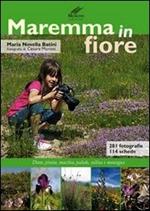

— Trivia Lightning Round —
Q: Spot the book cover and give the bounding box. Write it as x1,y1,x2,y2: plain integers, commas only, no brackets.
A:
1,0,149,210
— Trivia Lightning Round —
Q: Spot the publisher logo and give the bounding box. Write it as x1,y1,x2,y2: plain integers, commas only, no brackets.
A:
68,6,84,18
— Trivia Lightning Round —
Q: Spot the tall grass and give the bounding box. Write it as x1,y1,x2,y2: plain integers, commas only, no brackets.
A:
61,179,91,210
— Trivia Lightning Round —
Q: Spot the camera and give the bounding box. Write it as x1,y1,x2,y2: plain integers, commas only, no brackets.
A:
57,84,80,111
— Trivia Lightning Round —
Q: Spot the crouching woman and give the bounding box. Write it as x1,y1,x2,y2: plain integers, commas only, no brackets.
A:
7,59,63,150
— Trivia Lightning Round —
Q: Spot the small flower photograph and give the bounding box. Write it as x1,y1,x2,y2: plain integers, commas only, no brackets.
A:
121,168,149,211
1,168,30,210
91,167,121,210
31,168,61,210
61,167,91,210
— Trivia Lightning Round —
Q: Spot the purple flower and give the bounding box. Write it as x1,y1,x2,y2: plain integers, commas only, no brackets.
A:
37,174,49,190
74,99,149,115
98,100,149,114
122,184,139,196
64,125,149,156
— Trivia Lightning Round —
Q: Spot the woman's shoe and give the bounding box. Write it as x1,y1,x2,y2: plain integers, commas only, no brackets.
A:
37,140,52,151
34,134,52,151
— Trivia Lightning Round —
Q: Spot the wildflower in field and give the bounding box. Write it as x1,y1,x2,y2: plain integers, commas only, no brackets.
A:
64,125,149,156
36,174,53,194
122,184,139,196
74,99,149,115
121,168,149,211
98,99,149,114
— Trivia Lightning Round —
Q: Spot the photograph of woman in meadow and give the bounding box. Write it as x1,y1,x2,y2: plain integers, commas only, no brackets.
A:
1,35,149,158
1,168,30,210
31,168,61,210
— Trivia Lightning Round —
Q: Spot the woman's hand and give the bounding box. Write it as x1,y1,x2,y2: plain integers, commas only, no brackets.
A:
46,86,63,100
46,90,57,99
55,90,64,100
28,86,63,104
